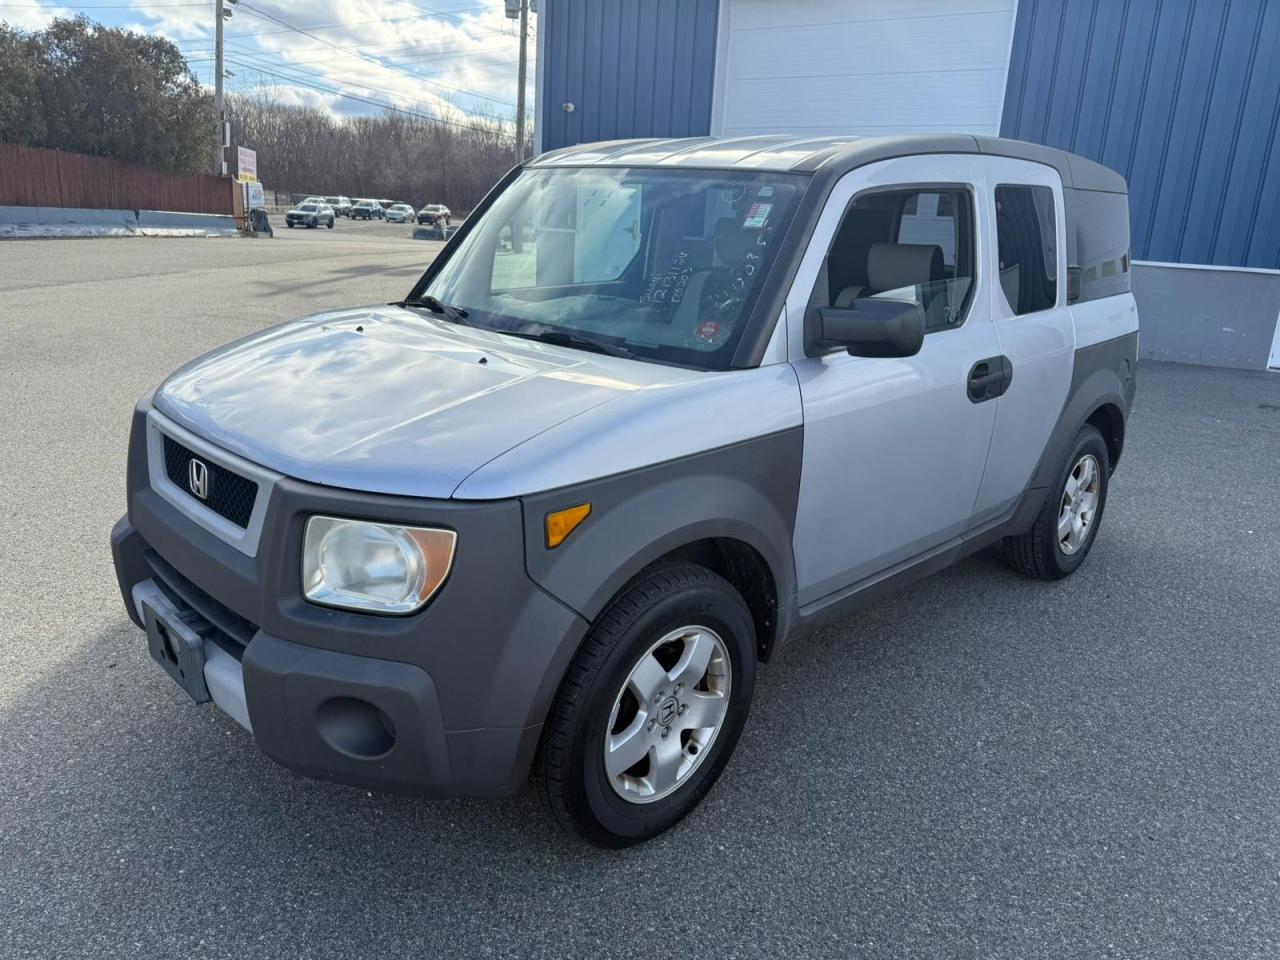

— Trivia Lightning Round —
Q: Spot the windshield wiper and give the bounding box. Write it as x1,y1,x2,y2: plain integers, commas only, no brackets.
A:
403,295,469,325
514,329,636,360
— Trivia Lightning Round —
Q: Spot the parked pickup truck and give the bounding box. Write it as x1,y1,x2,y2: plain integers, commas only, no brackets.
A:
112,135,1138,847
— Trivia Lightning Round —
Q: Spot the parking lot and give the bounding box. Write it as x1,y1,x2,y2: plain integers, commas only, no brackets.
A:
1,231,1278,959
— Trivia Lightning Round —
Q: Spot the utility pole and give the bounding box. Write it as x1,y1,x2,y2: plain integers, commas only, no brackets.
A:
213,0,226,175
514,0,528,163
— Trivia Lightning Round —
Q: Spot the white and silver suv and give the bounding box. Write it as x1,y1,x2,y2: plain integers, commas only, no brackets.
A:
112,135,1138,846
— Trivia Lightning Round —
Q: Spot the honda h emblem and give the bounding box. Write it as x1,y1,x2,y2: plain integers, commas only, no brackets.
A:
188,459,210,500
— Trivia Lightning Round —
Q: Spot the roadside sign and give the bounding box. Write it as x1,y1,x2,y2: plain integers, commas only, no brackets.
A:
245,181,265,209
236,146,258,183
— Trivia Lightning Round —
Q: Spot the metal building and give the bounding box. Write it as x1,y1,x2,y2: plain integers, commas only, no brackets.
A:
535,0,1280,370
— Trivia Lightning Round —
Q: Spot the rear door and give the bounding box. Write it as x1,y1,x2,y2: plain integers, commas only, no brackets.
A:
785,154,1002,607
972,157,1074,517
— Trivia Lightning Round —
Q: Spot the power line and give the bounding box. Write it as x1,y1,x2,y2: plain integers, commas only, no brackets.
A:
235,1,516,107
224,57,511,130
223,44,489,110
200,35,517,70
183,42,518,73
178,3,519,45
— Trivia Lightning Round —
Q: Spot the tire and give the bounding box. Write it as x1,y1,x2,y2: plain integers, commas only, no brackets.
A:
1004,423,1110,580
286,222,294,228
538,562,757,847
326,219,334,229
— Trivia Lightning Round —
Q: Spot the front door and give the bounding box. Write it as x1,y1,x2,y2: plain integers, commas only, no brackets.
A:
785,155,1003,607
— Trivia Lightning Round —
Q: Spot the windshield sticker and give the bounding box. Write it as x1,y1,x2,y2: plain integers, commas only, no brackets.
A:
742,202,772,229
641,249,692,305
696,319,721,342
757,186,775,198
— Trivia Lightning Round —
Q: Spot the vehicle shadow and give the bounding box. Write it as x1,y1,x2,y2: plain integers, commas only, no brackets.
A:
244,259,429,301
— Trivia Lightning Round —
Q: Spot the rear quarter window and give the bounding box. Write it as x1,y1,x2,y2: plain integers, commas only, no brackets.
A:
1065,188,1131,303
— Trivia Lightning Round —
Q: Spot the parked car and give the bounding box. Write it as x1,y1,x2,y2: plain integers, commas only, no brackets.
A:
351,199,382,220
284,202,335,229
385,203,415,223
416,203,451,226
112,135,1137,848
325,196,352,217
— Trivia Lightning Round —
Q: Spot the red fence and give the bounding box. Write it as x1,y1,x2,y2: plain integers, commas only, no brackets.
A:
0,144,234,215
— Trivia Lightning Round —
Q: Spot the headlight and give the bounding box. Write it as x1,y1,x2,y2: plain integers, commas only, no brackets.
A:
302,516,456,615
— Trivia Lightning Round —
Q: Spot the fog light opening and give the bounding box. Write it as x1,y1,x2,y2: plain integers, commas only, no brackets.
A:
316,697,396,759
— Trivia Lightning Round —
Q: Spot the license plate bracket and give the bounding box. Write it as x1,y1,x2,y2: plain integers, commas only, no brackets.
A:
141,595,212,704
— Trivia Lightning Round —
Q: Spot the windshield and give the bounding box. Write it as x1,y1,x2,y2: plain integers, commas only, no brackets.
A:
299,204,318,211
422,166,803,370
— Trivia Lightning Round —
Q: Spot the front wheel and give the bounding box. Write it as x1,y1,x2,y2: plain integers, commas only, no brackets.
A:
326,219,334,229
1004,423,1110,579
538,562,756,847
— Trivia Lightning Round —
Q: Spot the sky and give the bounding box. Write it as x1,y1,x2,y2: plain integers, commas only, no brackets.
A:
1,0,535,125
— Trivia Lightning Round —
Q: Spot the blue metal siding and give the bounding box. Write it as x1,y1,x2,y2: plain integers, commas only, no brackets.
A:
1002,0,1280,269
539,0,719,152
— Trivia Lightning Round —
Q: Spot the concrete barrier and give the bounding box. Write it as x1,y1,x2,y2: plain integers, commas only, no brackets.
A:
0,205,238,239
412,223,457,242
136,210,239,237
0,205,138,237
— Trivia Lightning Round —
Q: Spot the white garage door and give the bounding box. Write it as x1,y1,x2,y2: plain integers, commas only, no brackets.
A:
711,0,1019,137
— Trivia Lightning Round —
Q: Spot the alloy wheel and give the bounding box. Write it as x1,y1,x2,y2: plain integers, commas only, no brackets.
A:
1058,453,1101,555
604,626,732,804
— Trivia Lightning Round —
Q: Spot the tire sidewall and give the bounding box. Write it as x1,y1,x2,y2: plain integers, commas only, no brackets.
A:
1047,426,1110,575
569,581,756,845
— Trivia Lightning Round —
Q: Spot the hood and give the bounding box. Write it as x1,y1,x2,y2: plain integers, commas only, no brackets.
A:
155,306,695,498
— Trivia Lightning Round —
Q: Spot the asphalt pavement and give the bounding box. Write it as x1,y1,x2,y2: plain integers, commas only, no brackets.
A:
1,229,1278,959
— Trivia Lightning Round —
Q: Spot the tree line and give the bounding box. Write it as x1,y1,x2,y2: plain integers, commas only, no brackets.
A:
0,17,217,173
0,16,524,209
226,91,524,211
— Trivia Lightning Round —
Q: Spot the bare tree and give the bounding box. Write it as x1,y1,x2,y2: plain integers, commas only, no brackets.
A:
225,90,526,210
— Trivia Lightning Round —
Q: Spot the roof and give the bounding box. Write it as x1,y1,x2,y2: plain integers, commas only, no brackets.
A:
530,134,1127,193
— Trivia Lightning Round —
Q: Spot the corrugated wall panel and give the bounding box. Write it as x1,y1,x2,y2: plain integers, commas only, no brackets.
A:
1002,0,1280,269
539,0,719,152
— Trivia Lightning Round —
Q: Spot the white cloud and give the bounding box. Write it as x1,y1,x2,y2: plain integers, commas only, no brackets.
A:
129,0,211,40
136,0,536,122
2,0,74,30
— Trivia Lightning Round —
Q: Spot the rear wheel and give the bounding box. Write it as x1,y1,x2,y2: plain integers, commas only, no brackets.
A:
1004,423,1109,579
538,562,756,847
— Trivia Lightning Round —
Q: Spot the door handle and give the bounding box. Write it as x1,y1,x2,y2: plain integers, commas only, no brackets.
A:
968,356,1013,403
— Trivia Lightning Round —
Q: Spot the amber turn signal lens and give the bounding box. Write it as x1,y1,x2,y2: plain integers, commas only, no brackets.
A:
545,502,591,548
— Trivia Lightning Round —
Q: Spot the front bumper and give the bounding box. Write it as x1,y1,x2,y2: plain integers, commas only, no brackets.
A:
111,401,589,798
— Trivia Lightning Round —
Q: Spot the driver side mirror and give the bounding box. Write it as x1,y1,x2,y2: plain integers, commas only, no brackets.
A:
816,298,925,358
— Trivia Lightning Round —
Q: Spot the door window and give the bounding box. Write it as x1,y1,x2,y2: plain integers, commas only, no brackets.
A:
818,188,976,333
994,185,1057,314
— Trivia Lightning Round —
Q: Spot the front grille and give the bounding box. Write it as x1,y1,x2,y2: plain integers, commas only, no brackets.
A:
143,548,257,658
162,435,258,528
